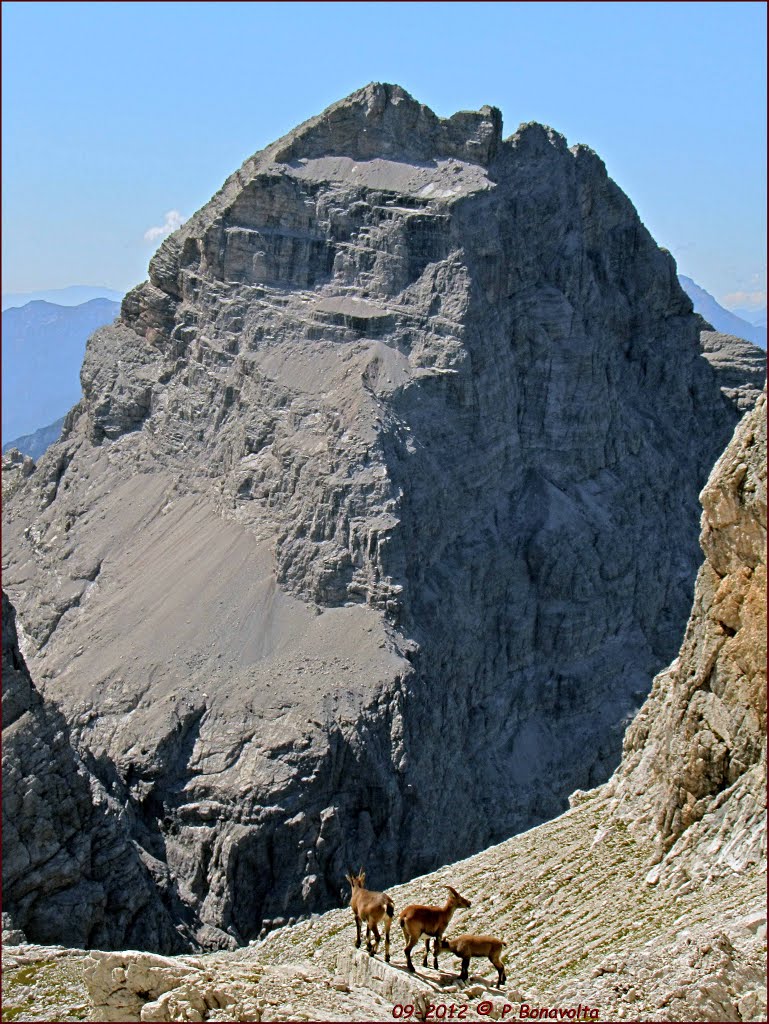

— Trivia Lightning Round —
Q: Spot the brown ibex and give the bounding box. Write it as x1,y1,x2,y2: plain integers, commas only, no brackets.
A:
438,934,507,986
398,885,472,971
346,868,395,962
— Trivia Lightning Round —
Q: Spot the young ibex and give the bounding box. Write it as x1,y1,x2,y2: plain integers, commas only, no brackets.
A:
398,885,472,972
346,868,395,962
438,934,507,986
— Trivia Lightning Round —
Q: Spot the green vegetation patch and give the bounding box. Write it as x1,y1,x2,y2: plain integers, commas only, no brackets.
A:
1,958,91,1023
2,997,34,1022
5,961,56,988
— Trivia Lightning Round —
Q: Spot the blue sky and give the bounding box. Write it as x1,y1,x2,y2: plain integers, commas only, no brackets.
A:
2,1,766,310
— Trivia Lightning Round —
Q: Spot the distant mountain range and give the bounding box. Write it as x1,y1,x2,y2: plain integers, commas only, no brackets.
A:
1,285,123,311
2,416,66,460
2,297,120,442
678,275,767,349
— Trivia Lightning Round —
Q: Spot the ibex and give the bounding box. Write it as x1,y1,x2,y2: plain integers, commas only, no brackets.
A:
438,933,507,986
346,868,395,962
398,885,472,971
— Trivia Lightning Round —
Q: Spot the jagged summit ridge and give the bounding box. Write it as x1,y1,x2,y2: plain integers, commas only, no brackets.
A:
147,83,502,302
268,82,503,165
2,85,759,948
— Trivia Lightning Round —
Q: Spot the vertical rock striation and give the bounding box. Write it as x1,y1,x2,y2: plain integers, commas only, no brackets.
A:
2,84,761,944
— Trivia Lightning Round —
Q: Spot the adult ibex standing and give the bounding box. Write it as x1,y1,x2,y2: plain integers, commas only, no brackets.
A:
346,868,395,962
398,885,472,971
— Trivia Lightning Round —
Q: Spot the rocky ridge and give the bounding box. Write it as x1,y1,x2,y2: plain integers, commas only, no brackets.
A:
2,446,36,500
2,414,67,461
1,83,763,948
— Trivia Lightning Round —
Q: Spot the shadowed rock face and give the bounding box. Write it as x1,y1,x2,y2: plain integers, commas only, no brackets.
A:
1,591,195,952
1,83,758,946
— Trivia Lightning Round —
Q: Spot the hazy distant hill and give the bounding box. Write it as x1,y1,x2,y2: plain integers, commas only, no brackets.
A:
679,275,767,349
2,285,123,310
2,298,120,441
2,416,66,460
729,305,767,329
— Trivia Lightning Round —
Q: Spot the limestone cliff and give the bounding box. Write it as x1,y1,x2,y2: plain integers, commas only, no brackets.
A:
1,83,760,946
72,394,766,1022
609,391,766,887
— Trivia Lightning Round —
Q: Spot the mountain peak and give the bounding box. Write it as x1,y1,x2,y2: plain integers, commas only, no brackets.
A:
265,81,503,167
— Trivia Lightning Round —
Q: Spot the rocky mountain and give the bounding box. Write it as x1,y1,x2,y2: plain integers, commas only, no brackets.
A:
679,275,767,349
1,297,120,441
1,83,762,949
3,395,765,1020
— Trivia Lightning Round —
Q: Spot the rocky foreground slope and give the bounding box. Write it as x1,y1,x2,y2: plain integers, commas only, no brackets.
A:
2,83,763,949
2,395,765,1020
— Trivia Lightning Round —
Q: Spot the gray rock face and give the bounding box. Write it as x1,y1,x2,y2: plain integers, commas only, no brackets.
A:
610,392,766,886
1,83,758,947
2,447,36,501
1,590,196,952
